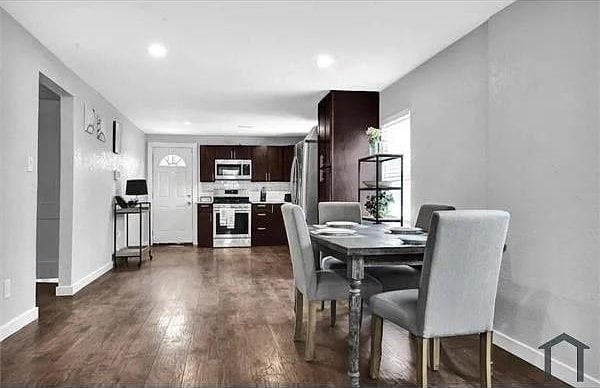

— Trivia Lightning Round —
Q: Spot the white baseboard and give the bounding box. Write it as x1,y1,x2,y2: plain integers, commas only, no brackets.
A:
0,307,38,342
56,261,112,296
494,330,600,387
36,278,59,283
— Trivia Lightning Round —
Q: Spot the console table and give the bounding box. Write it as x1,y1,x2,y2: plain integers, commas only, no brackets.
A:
112,201,153,268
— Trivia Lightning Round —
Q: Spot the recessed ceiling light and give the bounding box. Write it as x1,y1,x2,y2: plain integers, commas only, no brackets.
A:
238,125,254,129
316,54,334,69
184,121,192,126
147,43,168,58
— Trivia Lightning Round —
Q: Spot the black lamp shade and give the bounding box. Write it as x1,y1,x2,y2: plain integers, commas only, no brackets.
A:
126,179,148,196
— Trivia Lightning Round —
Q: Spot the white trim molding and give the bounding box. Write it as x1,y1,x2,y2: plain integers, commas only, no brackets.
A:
494,330,600,387
55,261,112,296
36,278,59,283
0,307,39,342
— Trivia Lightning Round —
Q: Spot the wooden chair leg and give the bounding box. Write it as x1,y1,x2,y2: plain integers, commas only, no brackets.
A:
330,300,337,327
416,337,429,388
430,337,440,371
305,301,318,361
294,288,303,342
359,299,364,329
480,331,492,388
369,314,383,379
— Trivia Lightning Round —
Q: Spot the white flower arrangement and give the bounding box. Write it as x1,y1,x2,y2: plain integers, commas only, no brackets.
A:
366,126,381,145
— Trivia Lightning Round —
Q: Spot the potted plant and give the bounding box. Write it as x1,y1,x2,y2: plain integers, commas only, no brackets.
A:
366,126,381,155
365,191,394,219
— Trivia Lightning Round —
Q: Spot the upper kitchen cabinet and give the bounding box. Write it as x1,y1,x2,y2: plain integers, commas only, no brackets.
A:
318,91,379,202
200,145,217,182
252,146,283,182
199,145,253,182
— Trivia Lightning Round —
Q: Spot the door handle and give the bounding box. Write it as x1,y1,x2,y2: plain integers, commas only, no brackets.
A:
257,227,266,231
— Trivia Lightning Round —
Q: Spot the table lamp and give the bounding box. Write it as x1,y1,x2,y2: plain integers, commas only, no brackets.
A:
125,179,148,205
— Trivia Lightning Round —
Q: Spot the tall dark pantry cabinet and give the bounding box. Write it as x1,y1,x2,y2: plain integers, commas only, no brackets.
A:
317,91,380,202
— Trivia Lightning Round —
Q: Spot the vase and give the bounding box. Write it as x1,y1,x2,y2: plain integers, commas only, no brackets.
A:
369,142,380,155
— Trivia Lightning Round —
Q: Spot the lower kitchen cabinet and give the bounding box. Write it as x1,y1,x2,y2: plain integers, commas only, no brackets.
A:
251,203,287,246
197,204,213,247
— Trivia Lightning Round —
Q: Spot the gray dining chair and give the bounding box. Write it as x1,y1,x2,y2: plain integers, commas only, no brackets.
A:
414,204,456,231
281,203,383,361
368,210,509,388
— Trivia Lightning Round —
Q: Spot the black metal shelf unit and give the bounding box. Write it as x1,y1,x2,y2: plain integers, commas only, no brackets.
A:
113,201,153,267
357,153,404,224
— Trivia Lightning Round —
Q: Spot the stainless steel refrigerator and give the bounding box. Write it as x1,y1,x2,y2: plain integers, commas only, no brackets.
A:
290,127,318,225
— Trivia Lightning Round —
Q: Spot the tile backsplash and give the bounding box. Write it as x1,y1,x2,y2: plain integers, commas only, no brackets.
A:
198,181,291,201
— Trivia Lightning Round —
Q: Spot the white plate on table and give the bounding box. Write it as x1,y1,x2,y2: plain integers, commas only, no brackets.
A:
325,221,359,229
388,226,423,235
396,234,428,245
311,228,357,236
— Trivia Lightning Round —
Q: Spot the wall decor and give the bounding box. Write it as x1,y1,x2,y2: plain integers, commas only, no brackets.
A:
112,120,121,154
96,115,106,142
84,103,96,135
84,102,106,142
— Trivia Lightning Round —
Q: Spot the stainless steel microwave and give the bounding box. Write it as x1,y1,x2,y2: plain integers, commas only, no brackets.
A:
214,159,252,180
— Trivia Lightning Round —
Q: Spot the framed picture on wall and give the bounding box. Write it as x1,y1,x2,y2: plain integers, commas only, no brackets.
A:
113,120,122,154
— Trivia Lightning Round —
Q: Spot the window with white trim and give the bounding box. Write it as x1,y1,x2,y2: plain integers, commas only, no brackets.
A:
381,112,411,225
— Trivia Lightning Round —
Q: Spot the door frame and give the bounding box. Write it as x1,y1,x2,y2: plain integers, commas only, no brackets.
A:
147,142,198,245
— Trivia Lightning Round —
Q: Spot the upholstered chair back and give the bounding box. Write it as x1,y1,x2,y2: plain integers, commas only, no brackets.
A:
318,202,362,224
282,204,318,296
414,204,456,232
416,210,509,338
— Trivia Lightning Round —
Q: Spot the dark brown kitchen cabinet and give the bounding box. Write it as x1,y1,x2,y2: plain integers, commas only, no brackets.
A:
281,145,294,182
251,203,287,246
199,145,253,181
201,144,293,183
199,146,217,182
318,91,379,202
197,204,213,247
251,146,283,182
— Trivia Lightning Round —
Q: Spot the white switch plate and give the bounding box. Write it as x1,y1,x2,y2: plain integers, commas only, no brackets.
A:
3,279,11,299
26,156,34,172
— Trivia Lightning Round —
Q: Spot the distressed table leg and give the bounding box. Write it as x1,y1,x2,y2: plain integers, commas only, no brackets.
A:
347,255,364,388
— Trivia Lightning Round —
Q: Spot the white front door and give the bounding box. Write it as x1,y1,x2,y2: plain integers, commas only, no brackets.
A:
152,147,194,243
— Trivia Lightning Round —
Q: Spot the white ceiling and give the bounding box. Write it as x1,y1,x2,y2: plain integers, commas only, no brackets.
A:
2,1,512,136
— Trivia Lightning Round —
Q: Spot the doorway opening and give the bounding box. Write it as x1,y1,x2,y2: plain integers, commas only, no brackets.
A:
36,73,74,301
36,83,61,285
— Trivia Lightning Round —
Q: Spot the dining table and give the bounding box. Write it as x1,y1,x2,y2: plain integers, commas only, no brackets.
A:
309,223,427,388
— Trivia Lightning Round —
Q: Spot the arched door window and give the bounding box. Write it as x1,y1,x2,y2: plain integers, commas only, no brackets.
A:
159,154,187,167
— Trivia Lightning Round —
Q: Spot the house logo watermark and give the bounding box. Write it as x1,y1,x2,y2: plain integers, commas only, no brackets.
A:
539,333,589,382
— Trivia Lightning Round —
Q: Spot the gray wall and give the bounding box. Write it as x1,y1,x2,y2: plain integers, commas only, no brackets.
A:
36,86,60,279
381,0,599,384
381,24,489,217
0,9,146,337
487,1,599,382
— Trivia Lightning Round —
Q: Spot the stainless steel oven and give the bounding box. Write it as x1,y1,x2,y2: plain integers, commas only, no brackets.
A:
214,159,252,180
212,189,251,247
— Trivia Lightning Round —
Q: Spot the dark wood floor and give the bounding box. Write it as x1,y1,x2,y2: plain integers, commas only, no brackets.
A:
1,245,565,387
